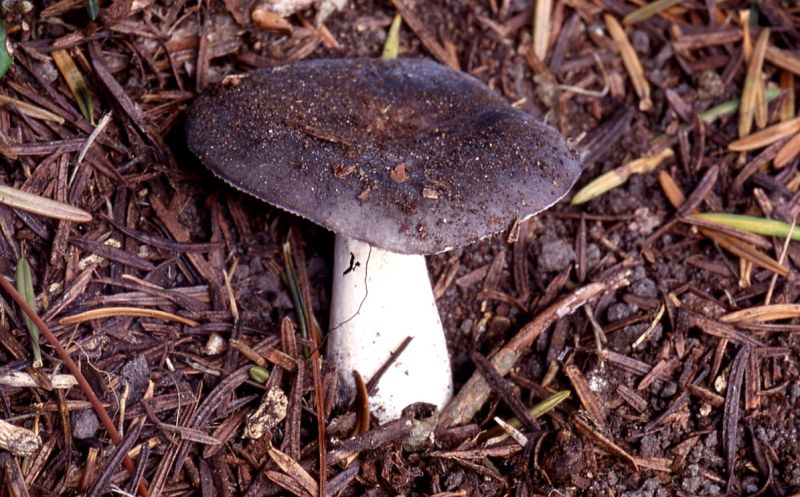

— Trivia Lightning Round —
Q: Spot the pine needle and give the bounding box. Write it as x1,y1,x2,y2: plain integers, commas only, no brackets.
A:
15,257,42,368
381,14,402,60
604,14,651,111
0,184,92,223
51,49,95,123
738,28,770,138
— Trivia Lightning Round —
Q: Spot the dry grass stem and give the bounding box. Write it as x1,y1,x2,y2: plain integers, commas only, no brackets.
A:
0,184,92,223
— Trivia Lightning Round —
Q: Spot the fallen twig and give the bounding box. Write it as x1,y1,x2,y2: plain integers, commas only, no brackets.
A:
438,268,632,428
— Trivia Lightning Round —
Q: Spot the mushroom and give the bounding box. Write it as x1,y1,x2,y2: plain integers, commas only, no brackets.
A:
186,58,582,422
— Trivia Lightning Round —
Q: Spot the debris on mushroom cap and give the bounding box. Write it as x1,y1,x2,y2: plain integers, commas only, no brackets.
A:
186,58,582,254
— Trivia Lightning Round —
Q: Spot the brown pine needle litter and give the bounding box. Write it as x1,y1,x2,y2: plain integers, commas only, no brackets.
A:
721,304,800,324
59,307,199,327
0,95,65,124
51,49,95,124
739,28,770,139
779,71,795,121
604,14,652,111
728,116,800,151
774,131,800,168
532,0,553,61
658,170,686,209
0,184,93,223
765,45,800,76
6,0,800,494
698,228,789,278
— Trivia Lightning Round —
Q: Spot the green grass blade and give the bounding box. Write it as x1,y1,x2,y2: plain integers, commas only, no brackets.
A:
15,258,42,368
0,21,13,80
692,212,800,241
479,390,571,441
86,0,99,20
623,0,682,25
249,366,270,383
381,14,402,60
700,87,781,124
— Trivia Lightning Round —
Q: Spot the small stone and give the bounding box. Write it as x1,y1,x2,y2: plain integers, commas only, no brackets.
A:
120,353,150,403
71,409,100,440
537,238,575,272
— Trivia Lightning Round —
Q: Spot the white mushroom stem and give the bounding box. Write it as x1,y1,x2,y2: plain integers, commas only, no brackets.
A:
327,235,454,423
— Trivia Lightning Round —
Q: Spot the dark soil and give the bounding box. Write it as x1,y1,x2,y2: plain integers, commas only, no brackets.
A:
0,0,799,497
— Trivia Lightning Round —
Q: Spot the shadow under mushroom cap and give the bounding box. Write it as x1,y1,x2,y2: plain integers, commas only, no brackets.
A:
186,58,582,255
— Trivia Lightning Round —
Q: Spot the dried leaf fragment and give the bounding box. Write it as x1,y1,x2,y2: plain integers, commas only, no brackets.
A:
244,386,288,439
0,95,65,124
15,258,42,368
699,228,788,277
267,444,319,497
765,46,800,77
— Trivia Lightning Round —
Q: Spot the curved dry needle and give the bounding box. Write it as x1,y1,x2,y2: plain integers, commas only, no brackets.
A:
0,185,92,223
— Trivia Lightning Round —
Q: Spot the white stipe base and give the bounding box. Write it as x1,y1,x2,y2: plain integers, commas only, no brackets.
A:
327,235,454,423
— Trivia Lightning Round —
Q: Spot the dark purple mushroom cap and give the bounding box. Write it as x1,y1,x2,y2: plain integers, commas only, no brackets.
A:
186,58,582,254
